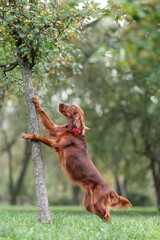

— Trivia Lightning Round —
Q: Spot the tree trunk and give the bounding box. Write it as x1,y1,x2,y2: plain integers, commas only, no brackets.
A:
150,158,160,211
8,147,14,203
2,131,14,203
72,185,81,205
114,172,127,198
10,141,31,205
0,85,5,152
156,186,160,211
14,141,31,198
22,62,52,223
115,172,121,195
0,85,5,112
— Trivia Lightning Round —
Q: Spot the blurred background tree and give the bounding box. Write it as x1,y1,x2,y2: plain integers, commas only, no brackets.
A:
0,0,159,210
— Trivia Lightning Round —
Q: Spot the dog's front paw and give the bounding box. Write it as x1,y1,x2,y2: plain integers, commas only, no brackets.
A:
21,133,26,138
33,96,39,106
21,133,31,139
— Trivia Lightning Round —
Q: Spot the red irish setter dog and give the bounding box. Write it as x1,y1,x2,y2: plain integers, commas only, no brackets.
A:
22,96,131,221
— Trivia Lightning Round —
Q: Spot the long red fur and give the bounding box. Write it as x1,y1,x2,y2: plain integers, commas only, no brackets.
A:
22,96,131,221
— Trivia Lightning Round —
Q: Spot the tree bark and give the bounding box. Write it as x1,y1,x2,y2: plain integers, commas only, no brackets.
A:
22,62,52,223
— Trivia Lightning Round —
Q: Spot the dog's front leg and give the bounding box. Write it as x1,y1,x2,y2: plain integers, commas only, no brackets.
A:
33,96,66,137
22,133,71,150
22,133,54,147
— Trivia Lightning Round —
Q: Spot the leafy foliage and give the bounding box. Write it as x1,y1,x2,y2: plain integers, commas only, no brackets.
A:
0,0,98,89
109,0,160,74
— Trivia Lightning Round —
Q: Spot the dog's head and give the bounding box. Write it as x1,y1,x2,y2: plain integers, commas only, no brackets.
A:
59,103,89,135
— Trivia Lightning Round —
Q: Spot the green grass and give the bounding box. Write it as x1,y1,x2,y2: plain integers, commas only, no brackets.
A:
0,206,159,240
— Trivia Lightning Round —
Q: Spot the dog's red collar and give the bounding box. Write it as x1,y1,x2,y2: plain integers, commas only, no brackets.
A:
66,125,81,133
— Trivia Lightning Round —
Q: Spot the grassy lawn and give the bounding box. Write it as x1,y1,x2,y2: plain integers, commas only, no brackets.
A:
0,206,159,240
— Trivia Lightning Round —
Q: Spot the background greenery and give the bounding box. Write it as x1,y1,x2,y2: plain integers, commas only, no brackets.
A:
0,0,160,210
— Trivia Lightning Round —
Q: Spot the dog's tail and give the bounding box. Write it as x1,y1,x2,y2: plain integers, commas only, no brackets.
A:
109,189,132,210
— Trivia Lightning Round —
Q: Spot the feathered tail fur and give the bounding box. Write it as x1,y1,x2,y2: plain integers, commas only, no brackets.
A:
109,189,132,210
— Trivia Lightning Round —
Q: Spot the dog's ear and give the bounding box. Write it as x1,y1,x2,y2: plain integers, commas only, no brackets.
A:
79,115,90,135
72,113,84,134
73,111,89,135
79,114,85,135
72,114,79,128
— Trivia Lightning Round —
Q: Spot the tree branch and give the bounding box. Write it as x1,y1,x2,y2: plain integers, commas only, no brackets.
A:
0,61,19,72
4,63,19,72
2,130,18,152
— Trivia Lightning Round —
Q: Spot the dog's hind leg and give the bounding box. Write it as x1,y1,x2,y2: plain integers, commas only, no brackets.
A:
92,186,112,222
83,187,93,213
